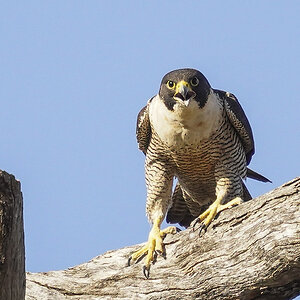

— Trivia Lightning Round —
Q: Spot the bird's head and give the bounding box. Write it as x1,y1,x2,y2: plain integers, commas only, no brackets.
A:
159,68,211,110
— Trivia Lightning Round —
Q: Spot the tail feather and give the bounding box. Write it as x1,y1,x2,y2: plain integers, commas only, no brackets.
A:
242,181,252,201
166,183,195,228
246,168,272,183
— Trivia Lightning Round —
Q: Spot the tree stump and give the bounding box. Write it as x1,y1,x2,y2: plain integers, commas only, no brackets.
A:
0,171,25,300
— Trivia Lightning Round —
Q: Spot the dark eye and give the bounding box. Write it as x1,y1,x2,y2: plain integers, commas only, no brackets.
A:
190,77,199,87
167,80,176,89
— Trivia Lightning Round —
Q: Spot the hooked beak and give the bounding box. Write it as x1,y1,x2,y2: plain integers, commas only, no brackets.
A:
173,81,195,106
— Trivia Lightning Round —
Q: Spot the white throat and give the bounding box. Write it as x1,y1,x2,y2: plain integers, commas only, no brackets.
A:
149,91,223,146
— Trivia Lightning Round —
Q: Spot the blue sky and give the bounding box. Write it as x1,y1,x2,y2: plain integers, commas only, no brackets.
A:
1,1,299,288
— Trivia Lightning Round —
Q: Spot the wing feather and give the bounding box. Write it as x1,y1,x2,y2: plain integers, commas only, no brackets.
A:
214,89,254,165
136,98,153,154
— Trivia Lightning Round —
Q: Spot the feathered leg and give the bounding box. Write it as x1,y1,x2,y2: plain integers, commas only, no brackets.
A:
128,152,178,278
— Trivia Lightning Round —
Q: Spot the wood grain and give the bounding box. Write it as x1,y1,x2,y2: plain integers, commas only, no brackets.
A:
26,178,300,300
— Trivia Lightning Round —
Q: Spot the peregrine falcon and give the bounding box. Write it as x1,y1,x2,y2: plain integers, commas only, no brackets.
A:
128,68,270,278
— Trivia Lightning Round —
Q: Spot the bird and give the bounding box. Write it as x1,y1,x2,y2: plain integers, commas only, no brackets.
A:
128,68,271,278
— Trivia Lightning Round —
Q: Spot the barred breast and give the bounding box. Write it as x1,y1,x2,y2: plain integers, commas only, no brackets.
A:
169,116,247,217
147,91,247,220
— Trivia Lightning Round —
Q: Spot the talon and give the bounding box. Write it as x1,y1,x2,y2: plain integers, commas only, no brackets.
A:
143,265,150,279
127,257,132,266
191,196,243,237
152,251,158,263
127,217,178,278
192,218,201,231
198,223,207,236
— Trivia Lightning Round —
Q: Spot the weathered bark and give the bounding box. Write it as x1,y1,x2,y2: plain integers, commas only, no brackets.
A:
26,178,300,300
0,171,25,300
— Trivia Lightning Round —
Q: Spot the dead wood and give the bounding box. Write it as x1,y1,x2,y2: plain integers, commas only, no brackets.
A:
0,171,25,300
25,177,300,300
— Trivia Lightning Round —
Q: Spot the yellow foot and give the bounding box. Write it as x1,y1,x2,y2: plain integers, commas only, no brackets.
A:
192,197,243,235
128,218,178,279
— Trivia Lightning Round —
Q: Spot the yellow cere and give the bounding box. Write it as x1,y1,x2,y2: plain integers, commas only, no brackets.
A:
175,80,190,93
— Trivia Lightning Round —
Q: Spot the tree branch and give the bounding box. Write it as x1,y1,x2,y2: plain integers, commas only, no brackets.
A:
26,178,300,300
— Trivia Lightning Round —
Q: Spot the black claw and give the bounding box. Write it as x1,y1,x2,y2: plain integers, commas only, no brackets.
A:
143,266,150,279
153,251,158,263
192,218,201,231
127,257,132,266
176,227,181,232
198,223,207,236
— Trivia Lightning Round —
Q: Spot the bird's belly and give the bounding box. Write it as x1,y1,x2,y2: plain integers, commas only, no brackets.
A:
171,143,219,204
